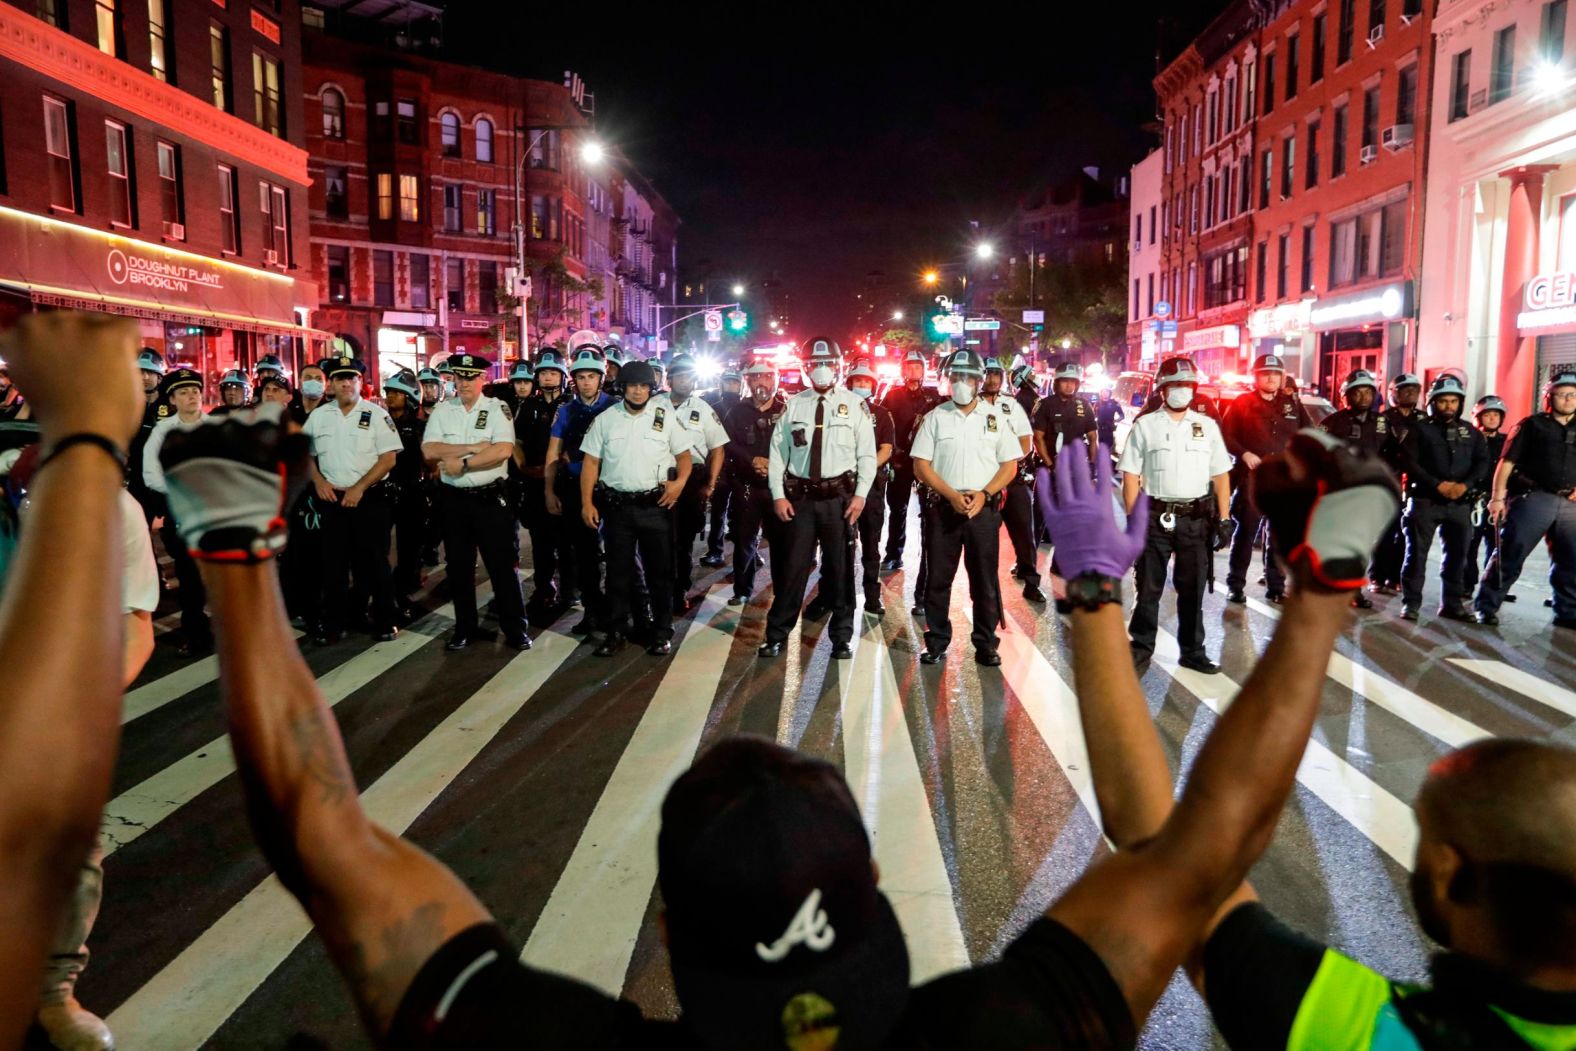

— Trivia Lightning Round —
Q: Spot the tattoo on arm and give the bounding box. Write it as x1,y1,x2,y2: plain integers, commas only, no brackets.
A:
342,900,447,1031
289,709,353,805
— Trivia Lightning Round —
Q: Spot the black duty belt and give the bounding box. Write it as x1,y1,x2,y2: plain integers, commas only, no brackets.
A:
1149,496,1212,518
595,484,665,509
919,485,1005,513
785,471,855,501
443,481,507,497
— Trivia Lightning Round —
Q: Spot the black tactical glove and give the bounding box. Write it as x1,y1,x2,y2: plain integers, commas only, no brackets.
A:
1213,518,1234,552
1251,428,1400,591
158,404,310,562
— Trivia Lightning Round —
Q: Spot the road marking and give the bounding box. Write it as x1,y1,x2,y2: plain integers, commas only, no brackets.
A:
1449,658,1576,720
1244,597,1488,747
839,622,969,983
101,606,456,857
993,627,1100,820
1155,628,1418,868
122,628,302,725
522,593,737,994
105,629,579,1050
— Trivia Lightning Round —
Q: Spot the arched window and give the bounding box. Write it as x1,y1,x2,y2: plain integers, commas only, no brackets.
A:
475,118,493,163
440,112,460,157
321,88,345,140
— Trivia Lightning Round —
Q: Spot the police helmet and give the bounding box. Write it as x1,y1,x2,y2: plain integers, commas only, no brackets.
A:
1252,353,1287,373
944,349,985,378
384,369,420,399
805,338,842,365
982,356,1005,373
219,369,248,388
568,329,601,353
846,363,878,385
509,361,535,382
1390,372,1422,390
1343,369,1379,394
534,349,568,376
620,360,657,389
902,348,927,367
136,348,167,376
568,347,606,376
744,362,777,378
1010,364,1036,389
602,345,627,367
1428,374,1468,401
1155,357,1202,388
669,355,697,376
1054,363,1082,382
437,361,457,378
648,358,667,377
721,367,742,383
255,354,286,376
1473,395,1507,420
416,367,441,384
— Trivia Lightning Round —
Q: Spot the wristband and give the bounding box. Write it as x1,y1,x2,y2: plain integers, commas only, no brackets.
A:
37,432,128,474
1055,571,1123,614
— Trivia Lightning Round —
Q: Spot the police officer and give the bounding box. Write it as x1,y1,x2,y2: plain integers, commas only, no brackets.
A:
508,360,535,409
512,347,573,620
254,352,286,390
1032,362,1100,567
1372,372,1424,593
983,356,1045,602
579,359,693,656
661,354,729,610
383,368,428,616
879,348,940,570
417,367,443,414
1318,369,1390,608
1221,353,1311,604
1095,387,1125,449
1475,371,1576,628
421,351,531,651
912,349,1023,666
545,346,617,635
1397,374,1489,622
721,362,787,606
647,358,667,395
846,363,895,614
437,360,458,402
1118,356,1233,673
603,345,625,399
303,356,402,643
210,369,250,416
1011,362,1040,418
1463,394,1509,597
759,339,876,659
701,367,744,567
142,367,213,656
128,348,169,526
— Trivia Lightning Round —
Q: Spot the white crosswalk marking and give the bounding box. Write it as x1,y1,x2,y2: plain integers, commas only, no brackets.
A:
1449,658,1576,719
105,630,580,1050
521,593,739,993
122,631,305,725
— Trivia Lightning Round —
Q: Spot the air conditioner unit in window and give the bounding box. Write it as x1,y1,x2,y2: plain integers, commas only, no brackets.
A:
1382,123,1415,150
1360,144,1379,164
162,220,185,240
1367,23,1385,47
264,249,279,265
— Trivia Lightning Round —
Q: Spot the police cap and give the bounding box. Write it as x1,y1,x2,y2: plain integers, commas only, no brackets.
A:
160,367,203,396
446,352,491,377
1252,353,1286,373
326,356,366,379
805,338,842,364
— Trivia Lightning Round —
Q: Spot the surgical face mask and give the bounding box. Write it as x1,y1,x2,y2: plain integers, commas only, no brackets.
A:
443,381,456,398
851,384,875,400
1165,386,1193,410
950,379,976,406
809,365,835,389
301,378,325,399
751,383,774,401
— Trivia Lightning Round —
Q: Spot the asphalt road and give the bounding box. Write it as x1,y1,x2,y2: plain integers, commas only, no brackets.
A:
39,506,1576,1050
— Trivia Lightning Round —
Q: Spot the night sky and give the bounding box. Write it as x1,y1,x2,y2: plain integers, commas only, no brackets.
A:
444,1,1228,337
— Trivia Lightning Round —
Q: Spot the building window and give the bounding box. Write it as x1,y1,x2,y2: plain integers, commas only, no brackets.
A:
373,249,393,306
443,184,461,232
440,112,460,156
1133,278,1140,319
1205,173,1217,228
1281,135,1295,198
1256,240,1268,302
210,25,231,112
1370,0,1386,37
398,173,419,221
372,100,390,138
1379,199,1407,275
322,89,344,139
1147,272,1155,315
1134,212,1142,246
478,260,498,309
1193,102,1202,152
156,141,182,231
1332,104,1349,176
327,244,348,302
1306,119,1320,189
410,253,430,309
36,0,67,28
1203,246,1247,308
397,99,418,145
477,188,496,235
1244,59,1257,122
1311,13,1327,83
1277,233,1290,299
1285,34,1300,100
1397,65,1418,126
446,256,464,310
1543,0,1568,63
1301,224,1316,291
1207,90,1218,143
475,119,493,163
105,121,133,227
147,0,170,81
1491,25,1517,104
96,0,121,57
1338,0,1356,64
262,181,288,262
1260,147,1272,208
1329,206,1396,286
1224,75,1237,133
324,164,347,219
375,172,392,221
253,52,283,137
1262,52,1277,114
1189,183,1199,233
1451,50,1472,120
0,104,9,196
530,129,560,169
1362,84,1381,149
218,164,239,253
1238,155,1251,213
1186,259,1197,314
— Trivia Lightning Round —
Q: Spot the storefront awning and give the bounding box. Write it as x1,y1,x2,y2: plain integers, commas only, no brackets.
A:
2,282,330,342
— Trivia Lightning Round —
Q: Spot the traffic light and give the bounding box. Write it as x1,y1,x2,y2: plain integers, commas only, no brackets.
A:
727,309,749,332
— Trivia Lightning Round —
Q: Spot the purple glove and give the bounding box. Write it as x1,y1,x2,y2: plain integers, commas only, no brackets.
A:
1035,445,1149,578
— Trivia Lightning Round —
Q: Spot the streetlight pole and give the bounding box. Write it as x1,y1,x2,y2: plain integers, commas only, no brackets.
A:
513,122,593,359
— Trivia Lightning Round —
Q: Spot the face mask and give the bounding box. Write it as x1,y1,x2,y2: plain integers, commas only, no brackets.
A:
809,365,834,389
1165,386,1193,410
752,385,773,401
852,385,874,401
302,379,325,399
950,379,976,406
443,381,456,398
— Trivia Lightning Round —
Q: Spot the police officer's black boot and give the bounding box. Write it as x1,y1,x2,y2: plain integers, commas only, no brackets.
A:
1021,579,1046,604
864,590,885,616
594,631,627,657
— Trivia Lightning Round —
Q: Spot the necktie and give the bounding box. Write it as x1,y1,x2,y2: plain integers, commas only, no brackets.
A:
809,396,825,478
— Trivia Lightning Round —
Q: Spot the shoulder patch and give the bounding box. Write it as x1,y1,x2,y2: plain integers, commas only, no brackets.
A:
157,405,172,418
498,402,512,421
689,409,701,423
384,415,397,431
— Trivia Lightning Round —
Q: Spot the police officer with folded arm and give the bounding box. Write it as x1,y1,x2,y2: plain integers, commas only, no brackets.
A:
544,346,616,635
912,349,1022,667
984,355,1045,603
578,359,692,657
661,355,729,610
1396,374,1488,622
420,352,531,652
720,362,786,606
759,338,876,660
1319,368,1389,608
846,363,895,615
1475,370,1576,628
1117,356,1232,674
1221,353,1310,605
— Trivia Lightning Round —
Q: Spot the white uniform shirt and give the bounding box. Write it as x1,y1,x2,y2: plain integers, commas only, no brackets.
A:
982,393,1033,443
421,394,514,488
910,399,1022,491
580,401,691,492
767,386,877,500
142,411,206,495
1118,408,1232,500
659,392,729,465
302,396,402,489
119,488,158,614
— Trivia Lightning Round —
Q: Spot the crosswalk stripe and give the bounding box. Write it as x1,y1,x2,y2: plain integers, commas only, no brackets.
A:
104,630,580,1050
839,621,970,983
100,605,456,858
1154,629,1419,868
993,627,1100,820
1448,658,1576,720
521,592,739,994
1243,597,1488,747
122,630,303,725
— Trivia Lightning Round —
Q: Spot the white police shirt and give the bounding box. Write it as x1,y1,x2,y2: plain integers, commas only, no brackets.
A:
303,396,402,489
911,398,1022,491
421,394,514,488
1118,407,1232,500
982,392,1033,446
581,400,692,492
659,392,729,465
767,386,877,500
141,411,206,495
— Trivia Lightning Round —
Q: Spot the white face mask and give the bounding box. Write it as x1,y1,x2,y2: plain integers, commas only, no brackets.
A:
1165,386,1193,410
951,379,976,406
442,381,457,398
851,384,874,400
301,379,325,399
809,365,835,389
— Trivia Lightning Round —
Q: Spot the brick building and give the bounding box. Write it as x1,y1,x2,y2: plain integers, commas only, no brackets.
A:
0,0,319,394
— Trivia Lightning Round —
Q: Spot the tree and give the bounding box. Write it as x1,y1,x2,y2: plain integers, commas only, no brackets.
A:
497,246,605,352
875,327,923,358
993,257,1128,367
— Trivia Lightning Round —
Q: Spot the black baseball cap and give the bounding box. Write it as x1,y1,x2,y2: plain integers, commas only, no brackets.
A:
658,736,910,1051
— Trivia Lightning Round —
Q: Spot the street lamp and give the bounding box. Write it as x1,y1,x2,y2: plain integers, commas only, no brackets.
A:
732,283,746,296
513,128,606,358
891,310,904,321
922,270,939,286
975,242,994,261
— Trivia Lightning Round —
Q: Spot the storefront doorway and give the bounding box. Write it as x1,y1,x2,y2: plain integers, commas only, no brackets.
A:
1320,328,1384,403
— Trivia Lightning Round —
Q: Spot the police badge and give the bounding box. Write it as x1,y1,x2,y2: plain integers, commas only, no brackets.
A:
475,410,489,430
358,410,371,430
986,414,999,433
1191,421,1205,439
653,406,666,432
